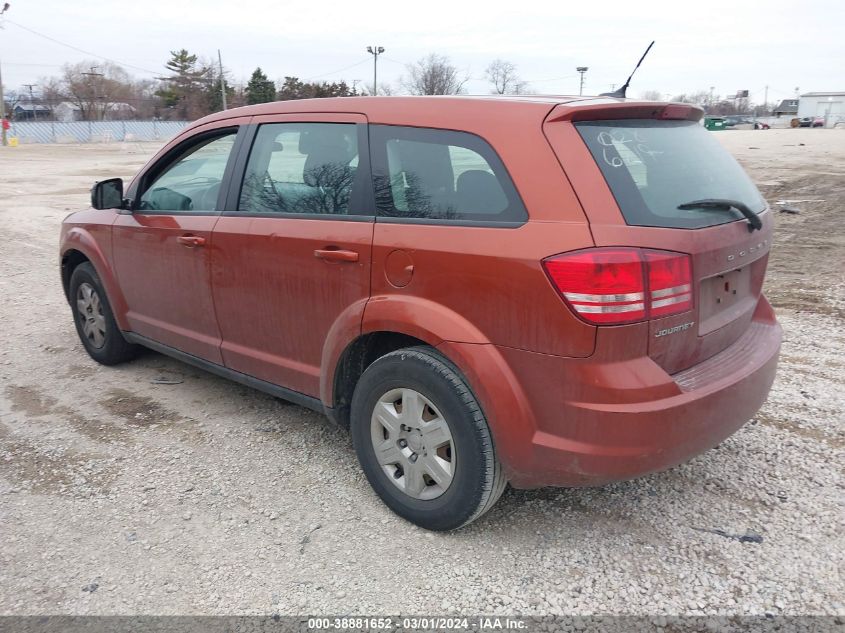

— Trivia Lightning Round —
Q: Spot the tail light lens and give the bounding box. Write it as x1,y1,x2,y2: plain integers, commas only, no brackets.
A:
543,247,693,325
645,250,693,317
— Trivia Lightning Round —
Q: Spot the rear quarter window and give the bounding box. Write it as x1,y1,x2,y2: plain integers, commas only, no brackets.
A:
576,119,767,229
370,125,527,224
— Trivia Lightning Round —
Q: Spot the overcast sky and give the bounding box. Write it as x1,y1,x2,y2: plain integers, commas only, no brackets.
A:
1,0,842,103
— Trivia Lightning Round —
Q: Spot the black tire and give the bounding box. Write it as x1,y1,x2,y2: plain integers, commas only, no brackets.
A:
69,262,139,365
350,346,506,531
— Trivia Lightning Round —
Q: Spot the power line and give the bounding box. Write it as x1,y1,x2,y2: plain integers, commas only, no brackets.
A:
301,58,371,81
4,19,161,75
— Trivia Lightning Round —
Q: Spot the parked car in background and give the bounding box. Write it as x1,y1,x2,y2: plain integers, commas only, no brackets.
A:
798,117,814,127
61,96,782,530
723,115,755,127
812,116,825,127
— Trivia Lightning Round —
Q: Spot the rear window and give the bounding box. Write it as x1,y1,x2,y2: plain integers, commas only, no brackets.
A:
370,125,527,224
576,120,766,229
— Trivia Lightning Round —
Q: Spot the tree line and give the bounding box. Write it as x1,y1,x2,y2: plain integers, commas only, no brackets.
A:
3,50,537,122
3,48,774,122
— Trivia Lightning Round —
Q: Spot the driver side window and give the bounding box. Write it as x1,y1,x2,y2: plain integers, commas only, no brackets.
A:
139,131,237,212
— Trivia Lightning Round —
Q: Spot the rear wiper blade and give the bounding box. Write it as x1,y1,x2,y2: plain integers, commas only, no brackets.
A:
677,198,763,232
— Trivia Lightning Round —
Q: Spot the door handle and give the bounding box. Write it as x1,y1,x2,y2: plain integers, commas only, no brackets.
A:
314,248,359,263
177,235,206,247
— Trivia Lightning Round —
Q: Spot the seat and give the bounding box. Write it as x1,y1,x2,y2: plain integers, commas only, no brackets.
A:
455,170,508,214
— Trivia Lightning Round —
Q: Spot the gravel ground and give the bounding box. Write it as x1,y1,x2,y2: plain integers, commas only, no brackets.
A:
0,130,842,616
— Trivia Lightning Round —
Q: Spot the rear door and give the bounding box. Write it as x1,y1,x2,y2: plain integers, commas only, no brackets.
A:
544,105,773,373
211,114,374,397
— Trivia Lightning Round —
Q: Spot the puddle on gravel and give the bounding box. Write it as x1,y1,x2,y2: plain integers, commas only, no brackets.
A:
6,384,58,417
753,411,845,449
99,388,186,427
4,384,130,443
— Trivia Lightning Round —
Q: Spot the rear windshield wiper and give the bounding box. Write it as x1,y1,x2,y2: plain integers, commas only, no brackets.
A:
677,199,763,232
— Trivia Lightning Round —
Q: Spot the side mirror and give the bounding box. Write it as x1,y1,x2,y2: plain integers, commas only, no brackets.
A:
91,178,125,210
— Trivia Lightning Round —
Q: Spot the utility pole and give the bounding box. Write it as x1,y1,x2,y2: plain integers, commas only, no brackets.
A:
576,66,588,96
763,85,769,115
82,66,104,120
366,45,384,96
217,49,227,110
0,2,11,146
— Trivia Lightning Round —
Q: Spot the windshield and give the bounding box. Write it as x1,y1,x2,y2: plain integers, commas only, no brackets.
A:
575,119,767,229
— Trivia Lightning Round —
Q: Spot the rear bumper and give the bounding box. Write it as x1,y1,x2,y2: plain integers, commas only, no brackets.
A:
478,297,781,489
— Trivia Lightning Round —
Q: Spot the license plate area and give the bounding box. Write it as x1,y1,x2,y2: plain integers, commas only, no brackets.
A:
699,267,753,335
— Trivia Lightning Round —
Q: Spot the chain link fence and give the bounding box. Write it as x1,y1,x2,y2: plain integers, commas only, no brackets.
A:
7,120,190,144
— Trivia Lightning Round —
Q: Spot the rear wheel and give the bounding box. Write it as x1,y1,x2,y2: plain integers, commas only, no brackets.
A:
69,262,139,365
350,347,506,531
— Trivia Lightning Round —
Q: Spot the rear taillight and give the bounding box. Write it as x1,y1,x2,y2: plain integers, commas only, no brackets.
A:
645,250,693,317
543,247,693,325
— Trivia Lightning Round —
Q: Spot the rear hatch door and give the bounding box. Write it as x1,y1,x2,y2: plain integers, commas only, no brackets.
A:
544,101,773,373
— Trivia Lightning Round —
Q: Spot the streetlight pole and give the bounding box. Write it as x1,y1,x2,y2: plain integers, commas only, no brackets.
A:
0,2,10,146
576,66,588,96
367,45,384,96
217,49,227,110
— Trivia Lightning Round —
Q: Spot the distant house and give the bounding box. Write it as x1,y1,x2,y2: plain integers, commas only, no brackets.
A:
53,101,138,122
12,103,51,120
798,92,845,127
773,99,798,117
104,102,138,120
53,101,83,123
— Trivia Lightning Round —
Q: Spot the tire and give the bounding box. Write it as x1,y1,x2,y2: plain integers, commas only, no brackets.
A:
350,346,507,531
69,262,139,365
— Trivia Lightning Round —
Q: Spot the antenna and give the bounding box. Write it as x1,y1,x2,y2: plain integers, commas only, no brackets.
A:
600,41,655,99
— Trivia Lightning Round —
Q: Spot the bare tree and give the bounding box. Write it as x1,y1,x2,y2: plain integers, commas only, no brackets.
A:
360,82,395,96
670,90,710,106
639,90,663,101
61,61,134,120
402,54,467,96
485,59,529,95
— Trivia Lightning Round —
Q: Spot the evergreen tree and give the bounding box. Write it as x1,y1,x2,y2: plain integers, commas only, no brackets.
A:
156,49,210,119
276,77,354,100
245,67,276,105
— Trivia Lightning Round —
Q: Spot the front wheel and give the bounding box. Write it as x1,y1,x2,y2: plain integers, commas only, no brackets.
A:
69,262,139,365
350,347,506,531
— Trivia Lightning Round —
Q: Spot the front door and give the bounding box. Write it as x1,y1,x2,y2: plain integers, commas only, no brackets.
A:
212,114,374,397
113,124,243,363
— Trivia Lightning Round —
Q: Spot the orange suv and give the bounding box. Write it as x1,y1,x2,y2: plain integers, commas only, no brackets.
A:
61,96,781,530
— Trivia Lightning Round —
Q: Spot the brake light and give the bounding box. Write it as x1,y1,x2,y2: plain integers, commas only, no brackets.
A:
645,250,693,317
543,248,693,325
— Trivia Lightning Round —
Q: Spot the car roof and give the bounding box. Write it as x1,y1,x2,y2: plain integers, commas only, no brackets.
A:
190,94,690,131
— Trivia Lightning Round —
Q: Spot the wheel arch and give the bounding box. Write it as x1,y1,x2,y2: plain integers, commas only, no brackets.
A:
60,228,130,330
327,331,430,428
322,295,493,427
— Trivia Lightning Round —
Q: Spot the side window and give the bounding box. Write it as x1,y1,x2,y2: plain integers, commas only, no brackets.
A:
239,123,360,216
371,125,527,223
139,131,237,212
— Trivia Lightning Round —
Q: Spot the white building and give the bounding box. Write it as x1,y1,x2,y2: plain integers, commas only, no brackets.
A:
798,92,844,127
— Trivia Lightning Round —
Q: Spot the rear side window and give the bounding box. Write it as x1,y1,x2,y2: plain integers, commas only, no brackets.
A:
370,125,526,224
240,123,362,216
576,120,766,229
